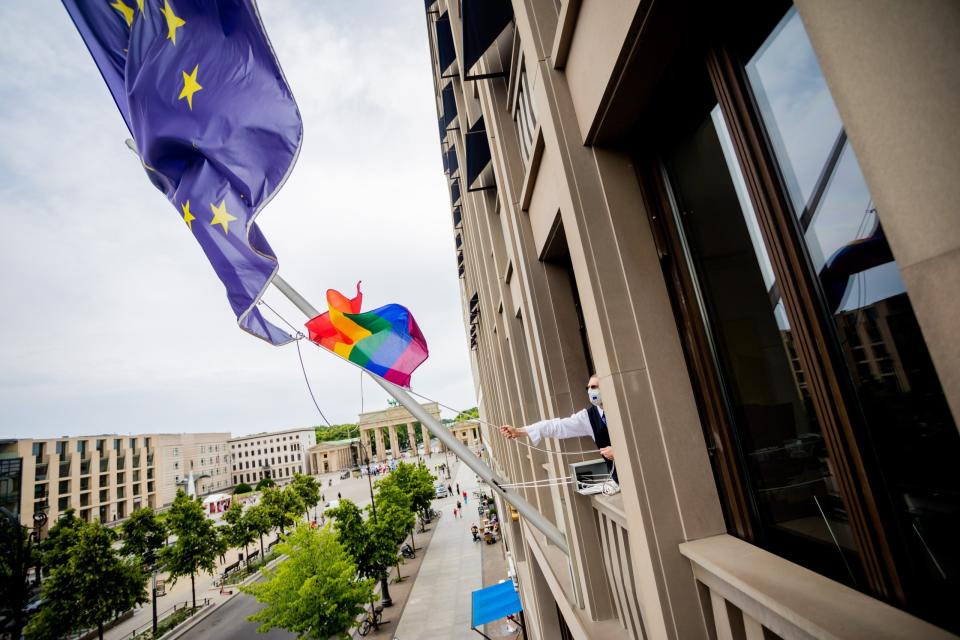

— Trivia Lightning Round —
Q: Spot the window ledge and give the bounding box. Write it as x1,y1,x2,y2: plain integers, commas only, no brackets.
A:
679,534,954,640
519,125,545,212
551,0,581,70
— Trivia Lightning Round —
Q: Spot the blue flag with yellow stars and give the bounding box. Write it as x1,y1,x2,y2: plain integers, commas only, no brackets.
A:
62,0,302,344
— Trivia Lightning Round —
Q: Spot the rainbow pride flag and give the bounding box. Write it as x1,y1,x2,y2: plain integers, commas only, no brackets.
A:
305,284,429,388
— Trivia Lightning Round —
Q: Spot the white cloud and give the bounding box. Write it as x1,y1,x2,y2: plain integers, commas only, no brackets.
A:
0,3,476,439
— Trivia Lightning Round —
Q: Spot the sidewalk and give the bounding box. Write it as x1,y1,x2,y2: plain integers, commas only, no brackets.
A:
394,460,483,639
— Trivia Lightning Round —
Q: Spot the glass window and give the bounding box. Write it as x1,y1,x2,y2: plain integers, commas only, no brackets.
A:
746,7,960,616
662,94,863,586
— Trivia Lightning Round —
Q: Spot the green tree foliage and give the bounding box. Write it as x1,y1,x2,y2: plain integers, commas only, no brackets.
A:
290,473,321,518
382,462,436,519
314,424,358,442
372,481,415,579
119,507,167,566
454,407,479,423
233,482,253,495
328,500,398,588
242,523,373,640
161,490,220,609
244,504,273,559
39,507,83,575
261,486,306,535
225,502,256,560
0,514,35,640
26,521,147,640
256,477,276,491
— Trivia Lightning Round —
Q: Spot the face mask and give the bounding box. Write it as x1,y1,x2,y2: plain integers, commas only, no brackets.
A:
588,388,601,407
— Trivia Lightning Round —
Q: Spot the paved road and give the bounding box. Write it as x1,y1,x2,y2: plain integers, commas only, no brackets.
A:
181,577,293,640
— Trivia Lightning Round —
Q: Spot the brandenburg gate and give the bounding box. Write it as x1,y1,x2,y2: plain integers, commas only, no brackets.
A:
357,401,441,462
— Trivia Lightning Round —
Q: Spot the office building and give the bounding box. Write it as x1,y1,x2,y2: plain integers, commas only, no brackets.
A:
229,427,315,486
423,0,960,637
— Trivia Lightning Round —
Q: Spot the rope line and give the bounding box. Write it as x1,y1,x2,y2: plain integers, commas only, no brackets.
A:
260,299,608,457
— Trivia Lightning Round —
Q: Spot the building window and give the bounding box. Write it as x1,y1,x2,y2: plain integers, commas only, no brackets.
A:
512,56,537,162
634,4,960,630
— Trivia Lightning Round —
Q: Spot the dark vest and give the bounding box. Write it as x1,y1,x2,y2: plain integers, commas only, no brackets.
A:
587,405,611,447
587,405,617,482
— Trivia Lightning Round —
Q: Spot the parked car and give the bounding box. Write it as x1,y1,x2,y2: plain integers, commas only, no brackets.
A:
435,483,449,498
340,470,351,479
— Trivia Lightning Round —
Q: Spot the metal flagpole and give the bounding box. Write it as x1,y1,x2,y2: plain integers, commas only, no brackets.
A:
271,275,568,554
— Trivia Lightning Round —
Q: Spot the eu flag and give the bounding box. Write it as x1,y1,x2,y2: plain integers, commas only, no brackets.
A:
62,0,302,344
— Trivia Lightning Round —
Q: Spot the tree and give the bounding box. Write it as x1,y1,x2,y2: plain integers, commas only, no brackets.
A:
315,423,359,442
255,477,276,491
233,482,253,495
161,490,220,609
119,507,167,565
225,502,256,561
0,513,35,640
39,507,83,575
454,407,479,423
328,500,398,607
290,473,320,519
373,481,415,578
242,523,373,639
261,486,304,535
26,521,147,640
244,504,272,560
382,462,435,527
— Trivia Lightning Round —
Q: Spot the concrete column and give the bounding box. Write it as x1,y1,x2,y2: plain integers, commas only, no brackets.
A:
374,427,385,463
406,423,418,457
421,425,432,456
389,426,400,460
360,429,372,464
795,0,960,424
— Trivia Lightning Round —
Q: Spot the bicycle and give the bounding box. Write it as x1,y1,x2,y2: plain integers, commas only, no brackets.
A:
357,604,384,636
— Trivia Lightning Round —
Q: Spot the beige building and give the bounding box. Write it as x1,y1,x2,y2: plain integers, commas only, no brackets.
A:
229,427,315,486
154,432,231,506
307,438,359,474
0,432,230,530
425,0,959,638
357,402,441,462
448,421,482,454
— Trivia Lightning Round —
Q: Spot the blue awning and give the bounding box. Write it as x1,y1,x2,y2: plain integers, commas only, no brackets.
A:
465,116,491,190
435,13,457,77
471,581,522,628
445,144,459,177
441,82,458,130
461,0,513,80
450,178,461,206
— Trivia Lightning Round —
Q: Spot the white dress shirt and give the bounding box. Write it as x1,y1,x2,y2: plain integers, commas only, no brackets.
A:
524,407,605,445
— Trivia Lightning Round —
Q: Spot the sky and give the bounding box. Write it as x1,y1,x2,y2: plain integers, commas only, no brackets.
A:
0,2,476,440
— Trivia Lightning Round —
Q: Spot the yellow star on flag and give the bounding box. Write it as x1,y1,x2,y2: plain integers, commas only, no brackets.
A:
161,1,186,45
110,0,134,27
178,64,202,110
180,200,196,230
209,200,237,235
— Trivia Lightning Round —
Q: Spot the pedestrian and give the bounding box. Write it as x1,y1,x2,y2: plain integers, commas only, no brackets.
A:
463,491,468,504
456,500,462,511
453,507,458,519
447,483,453,494
338,492,342,500
456,483,460,495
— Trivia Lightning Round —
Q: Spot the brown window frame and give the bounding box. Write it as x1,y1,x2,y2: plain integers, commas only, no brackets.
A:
631,5,908,611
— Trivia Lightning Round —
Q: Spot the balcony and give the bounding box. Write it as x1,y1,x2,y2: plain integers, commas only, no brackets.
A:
116,456,126,469
133,454,141,468
80,459,91,475
592,494,644,639
59,458,71,477
80,478,90,491
679,534,954,640
99,458,109,473
35,463,48,481
146,452,155,466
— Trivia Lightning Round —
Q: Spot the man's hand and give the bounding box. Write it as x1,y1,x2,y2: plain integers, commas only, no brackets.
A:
499,425,523,439
599,446,614,460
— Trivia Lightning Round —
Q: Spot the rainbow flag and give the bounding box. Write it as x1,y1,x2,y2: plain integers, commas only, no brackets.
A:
305,284,429,388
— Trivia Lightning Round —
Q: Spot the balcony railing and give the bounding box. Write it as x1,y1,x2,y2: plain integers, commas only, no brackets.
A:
679,534,954,640
35,463,48,481
80,460,91,475
59,459,71,477
133,454,141,468
100,458,109,473
116,456,126,469
592,494,644,639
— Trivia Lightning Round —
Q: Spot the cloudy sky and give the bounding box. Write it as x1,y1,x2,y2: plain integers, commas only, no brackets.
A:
0,2,476,440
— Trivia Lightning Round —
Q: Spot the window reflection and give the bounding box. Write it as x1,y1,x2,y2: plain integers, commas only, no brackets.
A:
663,101,863,586
747,7,960,617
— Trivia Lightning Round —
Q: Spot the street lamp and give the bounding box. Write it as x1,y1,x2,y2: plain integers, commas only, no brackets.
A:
358,441,392,608
147,551,159,635
31,501,48,585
